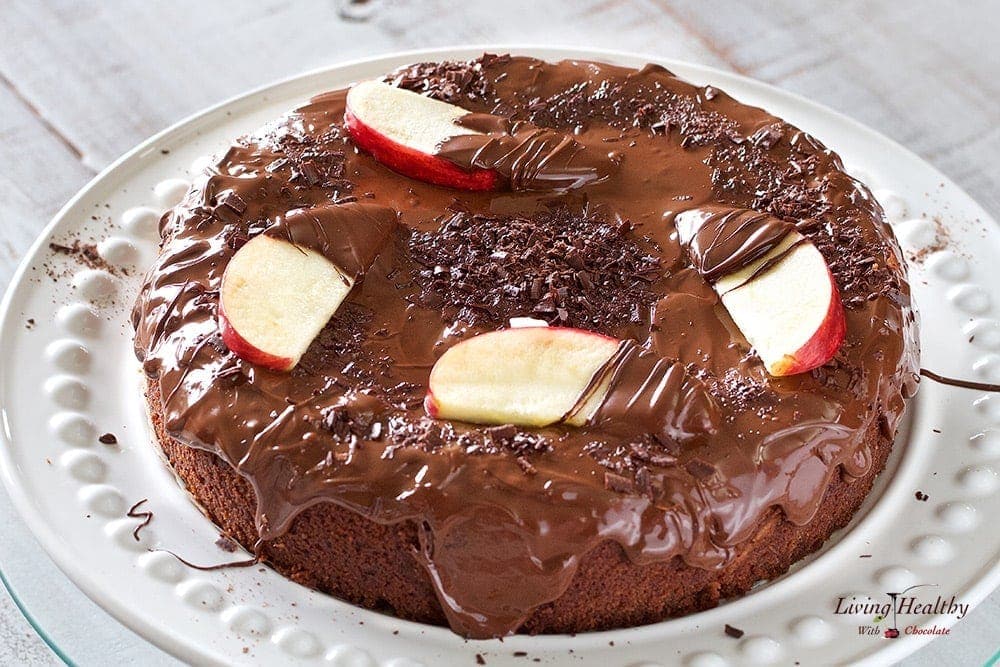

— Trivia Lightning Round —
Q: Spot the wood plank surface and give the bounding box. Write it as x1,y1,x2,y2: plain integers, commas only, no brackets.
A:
0,1,997,665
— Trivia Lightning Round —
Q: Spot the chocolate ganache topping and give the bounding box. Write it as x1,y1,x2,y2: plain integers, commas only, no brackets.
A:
263,202,398,278
439,113,618,190
132,54,919,638
675,206,796,282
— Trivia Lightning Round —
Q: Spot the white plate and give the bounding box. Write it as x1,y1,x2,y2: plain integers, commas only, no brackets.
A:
1,46,998,667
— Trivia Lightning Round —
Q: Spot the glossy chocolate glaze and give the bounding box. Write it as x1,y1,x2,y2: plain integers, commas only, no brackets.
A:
676,206,796,282
440,113,617,190
132,55,919,638
265,202,398,279
572,339,720,443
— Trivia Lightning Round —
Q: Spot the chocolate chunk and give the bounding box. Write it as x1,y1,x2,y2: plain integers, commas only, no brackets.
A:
300,160,323,185
218,191,247,214
98,432,118,445
649,453,678,466
265,158,288,172
685,459,716,480
516,456,537,475
486,424,517,441
604,471,635,494
724,624,745,639
635,465,653,498
750,123,784,149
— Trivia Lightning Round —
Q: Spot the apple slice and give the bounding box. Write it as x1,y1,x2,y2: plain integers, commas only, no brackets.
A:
219,235,353,371
219,203,396,371
345,80,497,191
425,327,620,427
676,208,845,376
345,80,615,191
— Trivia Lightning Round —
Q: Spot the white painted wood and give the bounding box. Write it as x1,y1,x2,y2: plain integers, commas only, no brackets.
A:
0,1,997,664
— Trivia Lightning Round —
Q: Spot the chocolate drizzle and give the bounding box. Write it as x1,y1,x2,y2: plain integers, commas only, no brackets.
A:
438,114,617,191
131,55,919,638
920,368,1000,392
675,206,796,282
264,203,398,278
153,543,262,571
126,499,153,541
567,339,719,443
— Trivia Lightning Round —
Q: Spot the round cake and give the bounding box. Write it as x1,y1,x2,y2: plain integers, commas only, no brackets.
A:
132,54,919,638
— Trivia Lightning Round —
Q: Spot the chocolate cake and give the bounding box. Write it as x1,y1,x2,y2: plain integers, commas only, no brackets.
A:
132,54,919,638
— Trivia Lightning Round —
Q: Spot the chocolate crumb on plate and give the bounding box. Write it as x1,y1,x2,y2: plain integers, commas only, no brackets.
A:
724,623,745,639
98,432,118,445
215,534,239,553
48,239,122,276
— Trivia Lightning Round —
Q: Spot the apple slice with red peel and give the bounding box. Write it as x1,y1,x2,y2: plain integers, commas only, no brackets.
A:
676,207,845,376
345,80,497,191
219,235,354,371
425,327,620,427
219,203,397,371
716,234,845,376
345,80,615,191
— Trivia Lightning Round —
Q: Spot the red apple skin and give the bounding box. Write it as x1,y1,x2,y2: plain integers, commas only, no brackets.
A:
424,391,440,419
344,108,498,191
769,269,846,376
217,301,295,372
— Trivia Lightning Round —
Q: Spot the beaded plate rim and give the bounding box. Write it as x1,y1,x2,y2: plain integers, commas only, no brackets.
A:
0,46,998,667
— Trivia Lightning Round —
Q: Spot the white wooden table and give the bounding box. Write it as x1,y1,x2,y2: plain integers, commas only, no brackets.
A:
1,1,997,664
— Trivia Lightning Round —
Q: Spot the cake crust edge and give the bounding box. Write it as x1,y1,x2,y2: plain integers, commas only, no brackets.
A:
148,379,893,634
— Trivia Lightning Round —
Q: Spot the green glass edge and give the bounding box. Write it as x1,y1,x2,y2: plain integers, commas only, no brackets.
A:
0,563,76,666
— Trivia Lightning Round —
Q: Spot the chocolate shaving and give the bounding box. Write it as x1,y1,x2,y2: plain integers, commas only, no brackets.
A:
408,209,661,331
525,65,740,145
604,471,635,494
516,456,537,476
390,53,509,103
724,624,745,639
218,191,247,214
685,459,717,480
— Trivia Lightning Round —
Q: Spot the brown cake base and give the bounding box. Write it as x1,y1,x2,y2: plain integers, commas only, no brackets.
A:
150,383,892,634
